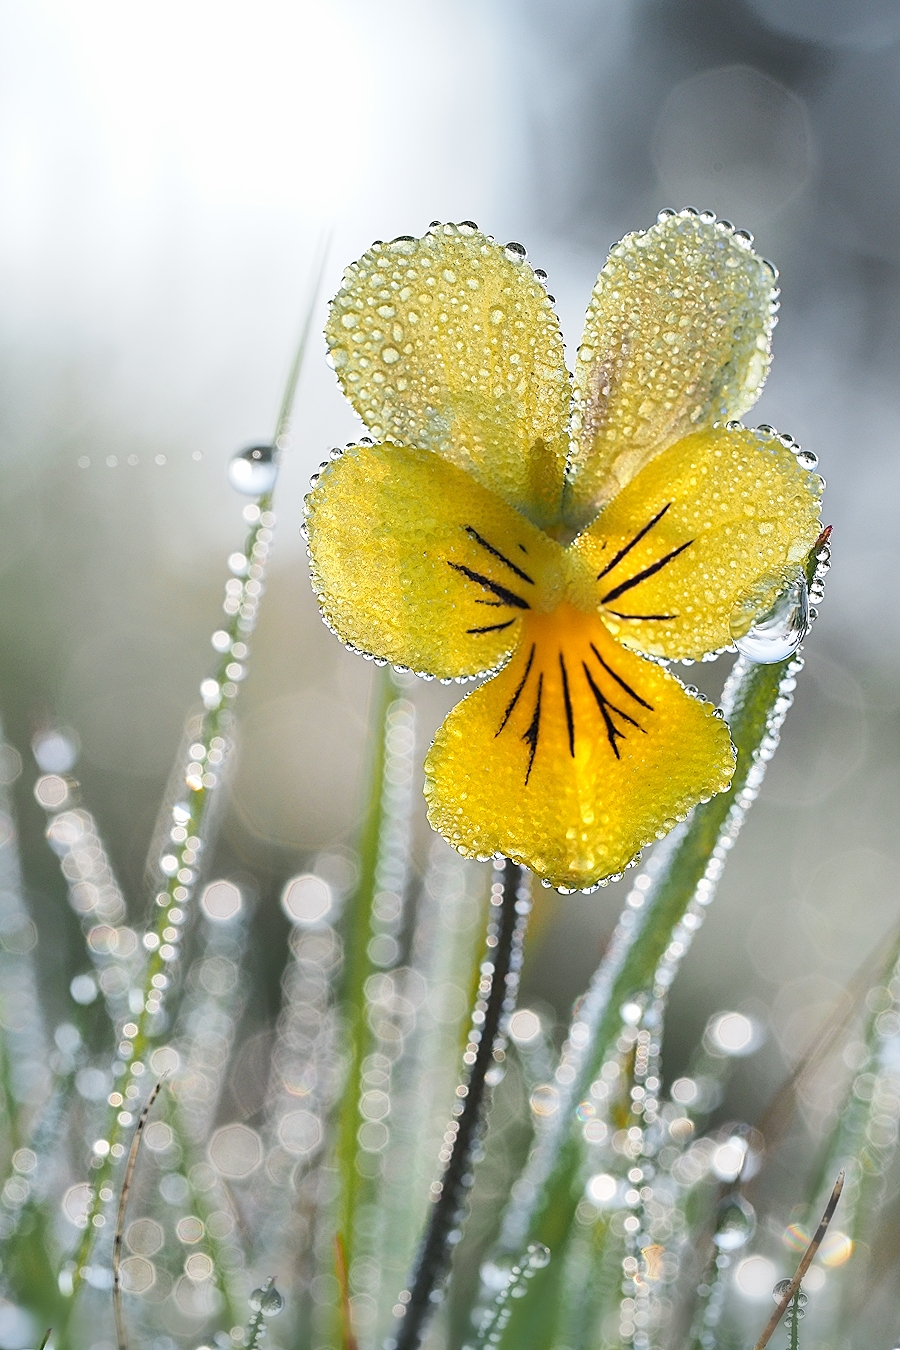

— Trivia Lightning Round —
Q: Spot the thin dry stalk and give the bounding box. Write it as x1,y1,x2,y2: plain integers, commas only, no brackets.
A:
112,1078,166,1350
751,1171,844,1350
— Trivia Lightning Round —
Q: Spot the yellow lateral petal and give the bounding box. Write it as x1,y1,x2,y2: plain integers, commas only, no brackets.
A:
564,211,778,528
305,441,563,679
572,425,823,662
325,224,571,529
424,604,734,889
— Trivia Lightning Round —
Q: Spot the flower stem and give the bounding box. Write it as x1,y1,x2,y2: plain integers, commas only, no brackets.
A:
333,667,404,1266
489,647,807,1350
388,860,531,1350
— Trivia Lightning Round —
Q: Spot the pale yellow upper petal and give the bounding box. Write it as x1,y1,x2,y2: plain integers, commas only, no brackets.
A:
564,211,778,530
325,225,571,530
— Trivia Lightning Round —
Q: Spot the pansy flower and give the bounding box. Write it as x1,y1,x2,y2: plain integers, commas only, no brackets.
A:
305,212,821,890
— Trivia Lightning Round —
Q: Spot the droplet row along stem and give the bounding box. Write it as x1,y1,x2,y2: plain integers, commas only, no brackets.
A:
66,454,286,1300
485,633,809,1350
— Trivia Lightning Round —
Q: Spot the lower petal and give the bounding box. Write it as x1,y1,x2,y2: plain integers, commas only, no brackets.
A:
424,604,734,889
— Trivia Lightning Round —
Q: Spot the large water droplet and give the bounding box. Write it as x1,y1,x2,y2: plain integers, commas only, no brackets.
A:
773,1279,807,1305
526,1243,551,1269
32,728,79,773
259,1286,284,1316
228,445,278,496
712,1193,756,1250
773,1278,808,1321
733,575,809,663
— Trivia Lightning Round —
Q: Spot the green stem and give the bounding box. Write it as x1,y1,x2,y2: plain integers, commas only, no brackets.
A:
492,646,806,1350
790,1289,801,1350
64,253,326,1311
167,1095,246,1332
333,666,398,1269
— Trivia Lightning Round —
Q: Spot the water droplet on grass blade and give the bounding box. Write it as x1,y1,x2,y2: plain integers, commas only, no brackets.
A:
733,575,809,663
228,444,278,496
249,1284,284,1316
713,1193,756,1250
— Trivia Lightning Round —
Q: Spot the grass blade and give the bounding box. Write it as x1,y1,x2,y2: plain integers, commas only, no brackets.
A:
112,1078,165,1350
491,650,811,1349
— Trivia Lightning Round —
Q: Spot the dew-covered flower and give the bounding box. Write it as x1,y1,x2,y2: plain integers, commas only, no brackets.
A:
305,213,822,890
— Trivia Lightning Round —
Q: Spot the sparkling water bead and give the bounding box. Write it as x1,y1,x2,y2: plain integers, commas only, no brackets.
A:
526,1243,551,1269
228,444,278,496
248,1287,265,1312
259,1286,284,1316
712,1193,756,1250
773,1279,808,1317
733,574,809,663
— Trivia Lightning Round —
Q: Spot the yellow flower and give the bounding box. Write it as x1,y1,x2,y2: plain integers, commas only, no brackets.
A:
305,212,822,890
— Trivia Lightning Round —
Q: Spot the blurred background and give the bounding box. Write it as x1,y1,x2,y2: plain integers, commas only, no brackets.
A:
0,0,899,1335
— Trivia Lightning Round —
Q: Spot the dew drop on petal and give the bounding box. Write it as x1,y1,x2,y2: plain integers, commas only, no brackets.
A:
733,575,809,663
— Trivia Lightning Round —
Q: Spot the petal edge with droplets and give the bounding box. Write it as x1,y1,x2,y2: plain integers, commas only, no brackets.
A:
325,225,572,530
572,425,822,662
305,441,562,679
564,212,778,529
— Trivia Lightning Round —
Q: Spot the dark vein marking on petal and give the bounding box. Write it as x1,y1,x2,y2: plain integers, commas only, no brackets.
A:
523,673,544,785
465,526,534,585
601,539,694,605
466,620,517,635
605,611,677,621
589,643,654,711
518,543,528,554
582,662,645,759
559,652,575,757
597,502,671,580
496,644,535,737
447,561,530,610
